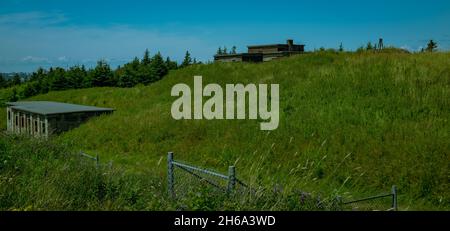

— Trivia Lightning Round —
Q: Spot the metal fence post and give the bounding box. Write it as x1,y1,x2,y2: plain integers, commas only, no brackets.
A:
168,152,174,198
227,166,236,193
335,196,343,211
392,185,398,211
95,154,99,168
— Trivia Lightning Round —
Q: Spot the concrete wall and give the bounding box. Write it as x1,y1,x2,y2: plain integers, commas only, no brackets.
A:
248,47,280,54
214,56,242,62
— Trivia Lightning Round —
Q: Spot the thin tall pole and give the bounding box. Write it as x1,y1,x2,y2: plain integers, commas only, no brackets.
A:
168,152,174,197
392,185,398,211
227,166,236,193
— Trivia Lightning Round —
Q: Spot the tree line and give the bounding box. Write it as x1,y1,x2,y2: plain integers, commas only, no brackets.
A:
0,73,25,89
216,46,237,55
1,50,197,102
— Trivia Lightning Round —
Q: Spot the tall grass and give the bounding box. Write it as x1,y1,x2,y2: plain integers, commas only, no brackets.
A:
0,135,336,210
1,52,449,210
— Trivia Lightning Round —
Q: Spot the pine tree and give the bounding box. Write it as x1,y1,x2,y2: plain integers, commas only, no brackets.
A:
165,57,178,70
181,51,192,68
12,73,21,85
217,47,223,55
91,60,114,87
142,49,151,65
116,66,136,88
22,81,39,98
8,88,18,102
151,52,168,81
0,74,5,88
66,66,88,89
426,40,437,52
223,46,228,55
49,67,67,90
231,46,237,54
356,46,365,52
366,42,373,50
339,43,344,52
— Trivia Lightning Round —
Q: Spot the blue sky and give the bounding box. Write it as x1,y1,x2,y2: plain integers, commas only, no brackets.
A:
0,0,449,72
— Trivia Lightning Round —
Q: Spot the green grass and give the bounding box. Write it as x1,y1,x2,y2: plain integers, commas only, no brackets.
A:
1,52,449,210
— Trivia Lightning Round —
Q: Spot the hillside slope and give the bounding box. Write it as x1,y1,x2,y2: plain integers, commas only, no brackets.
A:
4,52,450,210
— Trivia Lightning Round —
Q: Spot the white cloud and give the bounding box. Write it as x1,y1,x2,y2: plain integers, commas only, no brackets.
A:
21,56,51,63
57,56,68,62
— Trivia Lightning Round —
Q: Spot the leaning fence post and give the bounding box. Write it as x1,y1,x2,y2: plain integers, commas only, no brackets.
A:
168,152,174,198
392,185,398,211
227,166,236,193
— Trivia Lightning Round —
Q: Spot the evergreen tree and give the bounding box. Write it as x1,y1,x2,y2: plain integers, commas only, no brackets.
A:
33,68,50,94
366,42,373,50
142,49,151,65
426,40,437,52
29,68,46,82
138,63,156,85
49,67,67,91
66,65,88,89
231,46,237,54
217,47,223,55
116,65,136,88
12,73,21,85
223,46,228,55
22,81,40,98
356,46,365,52
165,57,178,70
8,88,18,102
181,51,192,68
0,74,6,88
118,57,141,87
91,60,114,87
339,43,344,52
150,52,168,81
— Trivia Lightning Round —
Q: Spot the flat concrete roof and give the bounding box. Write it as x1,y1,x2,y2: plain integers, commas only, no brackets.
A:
247,44,305,49
6,101,114,116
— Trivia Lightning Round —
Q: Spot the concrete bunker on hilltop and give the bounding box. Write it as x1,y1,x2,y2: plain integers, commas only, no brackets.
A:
214,39,305,62
6,101,114,138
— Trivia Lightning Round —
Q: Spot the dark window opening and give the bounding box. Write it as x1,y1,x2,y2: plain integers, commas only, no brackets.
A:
35,121,38,132
15,116,18,126
21,117,24,127
42,122,46,133
8,111,11,121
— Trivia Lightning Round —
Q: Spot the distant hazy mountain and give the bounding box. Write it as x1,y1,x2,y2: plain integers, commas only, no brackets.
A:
0,72,30,80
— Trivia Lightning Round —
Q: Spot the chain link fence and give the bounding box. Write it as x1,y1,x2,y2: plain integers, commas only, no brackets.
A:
338,186,398,211
167,152,248,200
167,151,398,211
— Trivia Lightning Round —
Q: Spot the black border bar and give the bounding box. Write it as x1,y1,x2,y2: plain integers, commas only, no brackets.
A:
0,211,448,230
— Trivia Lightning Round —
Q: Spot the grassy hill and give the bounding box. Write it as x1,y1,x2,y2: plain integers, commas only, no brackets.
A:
1,51,449,210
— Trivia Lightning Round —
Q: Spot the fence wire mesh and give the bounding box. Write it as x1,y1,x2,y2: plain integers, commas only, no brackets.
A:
172,162,229,199
167,152,398,211
342,194,395,211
